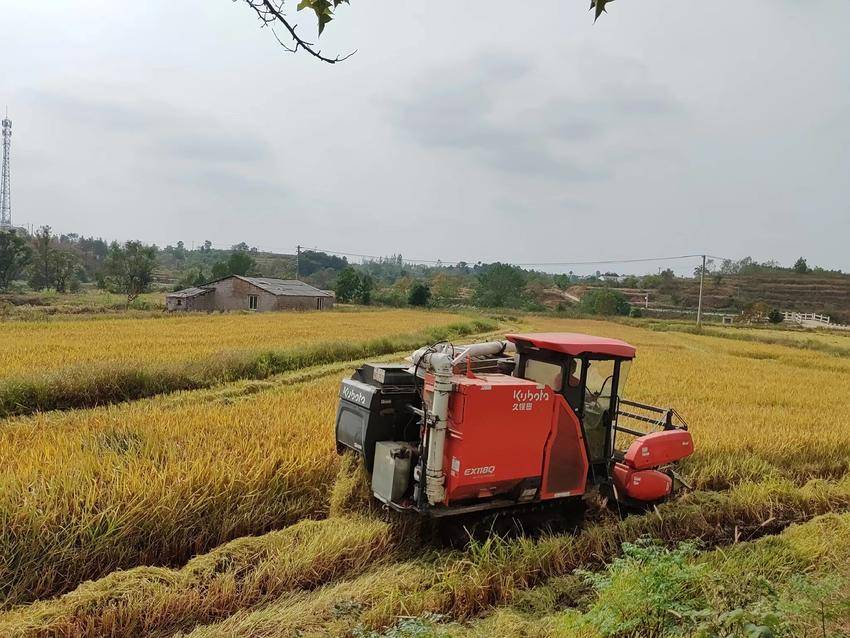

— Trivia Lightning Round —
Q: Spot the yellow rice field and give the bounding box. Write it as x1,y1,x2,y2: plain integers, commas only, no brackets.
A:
0,370,343,605
0,309,467,378
2,314,850,635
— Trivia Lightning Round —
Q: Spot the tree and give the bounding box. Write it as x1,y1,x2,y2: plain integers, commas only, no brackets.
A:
28,226,56,291
553,274,571,290
241,0,613,64
299,250,348,277
334,267,360,303
473,263,526,308
211,251,257,279
429,272,461,302
580,288,631,316
693,259,714,278
768,308,783,324
103,241,158,304
357,273,374,305
408,282,431,307
0,231,32,291
658,268,676,290
176,267,207,290
52,251,81,293
793,257,809,274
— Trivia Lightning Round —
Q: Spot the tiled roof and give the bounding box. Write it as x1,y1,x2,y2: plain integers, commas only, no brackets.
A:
168,276,334,299
238,276,334,297
166,287,213,299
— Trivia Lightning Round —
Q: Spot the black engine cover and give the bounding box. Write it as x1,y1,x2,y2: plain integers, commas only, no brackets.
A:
334,364,420,472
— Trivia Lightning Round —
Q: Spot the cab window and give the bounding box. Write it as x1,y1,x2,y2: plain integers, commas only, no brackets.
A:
567,358,584,387
524,359,563,391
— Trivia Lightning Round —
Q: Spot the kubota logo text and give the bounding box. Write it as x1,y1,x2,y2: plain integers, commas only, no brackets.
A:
463,465,496,476
342,386,368,406
512,388,550,412
512,389,550,402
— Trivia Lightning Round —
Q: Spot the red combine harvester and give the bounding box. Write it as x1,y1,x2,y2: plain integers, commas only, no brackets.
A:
335,332,693,538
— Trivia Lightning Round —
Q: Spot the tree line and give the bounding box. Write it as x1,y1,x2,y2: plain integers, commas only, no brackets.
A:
0,227,157,303
1,228,841,318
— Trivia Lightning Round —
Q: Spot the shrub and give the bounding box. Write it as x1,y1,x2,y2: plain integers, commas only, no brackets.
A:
473,263,526,308
580,288,631,316
408,283,431,307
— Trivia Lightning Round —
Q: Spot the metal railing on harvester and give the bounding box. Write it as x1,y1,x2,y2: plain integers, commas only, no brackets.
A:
613,398,689,452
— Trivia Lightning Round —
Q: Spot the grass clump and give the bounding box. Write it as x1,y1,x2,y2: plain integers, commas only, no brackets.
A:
573,539,707,636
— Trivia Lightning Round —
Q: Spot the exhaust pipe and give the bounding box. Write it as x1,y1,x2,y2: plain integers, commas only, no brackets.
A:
423,352,452,506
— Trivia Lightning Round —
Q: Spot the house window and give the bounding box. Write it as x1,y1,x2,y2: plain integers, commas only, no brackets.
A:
176,299,182,306
248,295,259,310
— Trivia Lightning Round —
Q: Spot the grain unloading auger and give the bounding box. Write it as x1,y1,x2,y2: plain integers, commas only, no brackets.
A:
335,333,694,539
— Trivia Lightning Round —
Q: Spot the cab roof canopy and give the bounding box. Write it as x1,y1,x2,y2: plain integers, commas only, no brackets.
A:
505,332,636,359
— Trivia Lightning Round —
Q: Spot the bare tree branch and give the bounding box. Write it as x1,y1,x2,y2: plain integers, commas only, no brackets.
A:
241,0,356,64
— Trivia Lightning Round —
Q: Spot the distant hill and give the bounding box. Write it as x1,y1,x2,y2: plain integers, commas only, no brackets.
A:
596,272,850,323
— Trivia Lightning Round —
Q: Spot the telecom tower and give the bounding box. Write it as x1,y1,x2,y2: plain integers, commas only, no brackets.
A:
0,110,11,230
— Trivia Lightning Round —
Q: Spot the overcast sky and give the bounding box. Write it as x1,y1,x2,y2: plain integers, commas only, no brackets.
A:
2,1,848,274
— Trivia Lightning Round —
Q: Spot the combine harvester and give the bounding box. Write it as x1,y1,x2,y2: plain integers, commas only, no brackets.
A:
335,333,694,541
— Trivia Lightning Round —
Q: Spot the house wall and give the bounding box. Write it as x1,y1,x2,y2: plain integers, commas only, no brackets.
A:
166,293,214,311
275,295,335,311
209,277,278,311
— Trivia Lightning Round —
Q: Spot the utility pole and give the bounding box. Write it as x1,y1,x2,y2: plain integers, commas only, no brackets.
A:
696,254,706,327
295,245,301,280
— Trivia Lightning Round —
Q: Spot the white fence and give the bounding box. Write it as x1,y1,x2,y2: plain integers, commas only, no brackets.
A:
782,311,831,325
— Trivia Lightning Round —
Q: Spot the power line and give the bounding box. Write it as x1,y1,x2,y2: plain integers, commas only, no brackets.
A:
300,246,731,268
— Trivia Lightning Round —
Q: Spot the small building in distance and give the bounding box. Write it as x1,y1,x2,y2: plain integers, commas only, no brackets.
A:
166,275,334,312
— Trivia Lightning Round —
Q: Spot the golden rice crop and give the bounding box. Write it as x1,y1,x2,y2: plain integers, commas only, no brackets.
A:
0,309,467,378
0,317,501,604
0,315,498,418
0,372,343,605
3,315,850,633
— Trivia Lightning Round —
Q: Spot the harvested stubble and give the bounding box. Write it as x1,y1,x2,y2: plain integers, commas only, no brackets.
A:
0,516,399,638
13,477,844,638
397,511,850,638
0,317,497,417
175,477,850,637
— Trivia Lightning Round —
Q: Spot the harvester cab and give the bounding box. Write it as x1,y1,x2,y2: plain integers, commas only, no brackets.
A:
334,332,693,530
